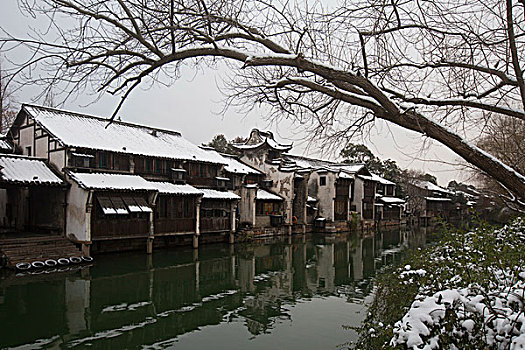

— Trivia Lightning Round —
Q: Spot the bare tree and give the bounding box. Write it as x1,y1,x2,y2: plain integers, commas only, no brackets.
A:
475,116,525,210
0,59,16,133
1,0,524,203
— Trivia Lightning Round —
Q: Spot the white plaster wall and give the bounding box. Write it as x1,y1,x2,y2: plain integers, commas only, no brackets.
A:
35,136,49,158
352,178,365,218
240,152,295,224
66,181,90,241
49,150,66,171
268,171,294,224
307,171,337,221
18,126,34,155
239,186,256,226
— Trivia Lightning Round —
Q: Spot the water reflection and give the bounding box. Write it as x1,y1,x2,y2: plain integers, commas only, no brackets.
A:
0,226,430,349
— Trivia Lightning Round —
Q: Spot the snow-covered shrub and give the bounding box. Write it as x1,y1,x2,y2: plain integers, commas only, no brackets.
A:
353,218,525,349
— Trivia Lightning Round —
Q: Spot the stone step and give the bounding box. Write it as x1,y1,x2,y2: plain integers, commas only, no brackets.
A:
0,236,83,269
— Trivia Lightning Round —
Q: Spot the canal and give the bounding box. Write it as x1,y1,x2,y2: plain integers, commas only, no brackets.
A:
0,227,431,349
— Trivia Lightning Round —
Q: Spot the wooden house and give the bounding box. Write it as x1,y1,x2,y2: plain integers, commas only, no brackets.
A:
232,129,310,234
0,154,67,236
404,180,453,224
284,155,377,227
233,129,306,234
7,105,241,253
370,174,405,224
233,129,379,232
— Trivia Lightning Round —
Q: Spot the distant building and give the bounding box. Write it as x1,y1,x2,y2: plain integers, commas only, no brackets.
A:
404,180,454,224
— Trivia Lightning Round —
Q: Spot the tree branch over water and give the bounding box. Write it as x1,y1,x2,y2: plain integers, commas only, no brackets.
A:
1,0,524,201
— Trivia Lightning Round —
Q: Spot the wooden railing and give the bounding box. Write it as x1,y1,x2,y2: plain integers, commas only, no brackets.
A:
185,176,217,187
200,217,231,232
383,208,401,220
92,218,149,240
155,218,195,234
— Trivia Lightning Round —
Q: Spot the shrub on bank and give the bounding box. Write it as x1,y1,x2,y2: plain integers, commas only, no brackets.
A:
353,217,525,349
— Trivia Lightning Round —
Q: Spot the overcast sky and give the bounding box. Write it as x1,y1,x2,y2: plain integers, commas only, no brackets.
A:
0,1,469,187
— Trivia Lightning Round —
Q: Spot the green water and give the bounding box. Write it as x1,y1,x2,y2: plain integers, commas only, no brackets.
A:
0,227,429,349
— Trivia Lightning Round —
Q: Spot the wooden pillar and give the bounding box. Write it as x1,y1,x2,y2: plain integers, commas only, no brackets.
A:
81,243,90,256
85,190,94,244
194,197,202,249
147,192,158,254
229,201,237,244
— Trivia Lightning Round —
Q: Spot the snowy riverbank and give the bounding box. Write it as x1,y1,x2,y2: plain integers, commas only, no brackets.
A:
355,218,525,349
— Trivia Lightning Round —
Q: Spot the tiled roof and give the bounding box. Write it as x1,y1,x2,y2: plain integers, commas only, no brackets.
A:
68,172,157,191
378,196,405,204
200,188,240,200
256,188,284,201
0,155,64,186
23,105,227,165
146,181,202,195
221,155,263,175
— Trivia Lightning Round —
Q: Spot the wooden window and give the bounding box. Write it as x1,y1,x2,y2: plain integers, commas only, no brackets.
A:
256,201,276,215
145,158,153,173
154,159,162,174
190,163,199,176
158,197,169,218
184,197,194,218
175,198,184,217
320,176,327,186
98,152,109,169
25,146,32,156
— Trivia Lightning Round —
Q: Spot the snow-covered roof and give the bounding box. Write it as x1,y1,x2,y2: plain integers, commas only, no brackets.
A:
307,196,318,202
378,196,405,204
334,164,366,174
22,105,227,165
284,154,336,170
371,174,396,186
414,180,452,194
0,139,12,151
339,171,354,179
256,188,284,201
455,190,477,199
232,128,292,152
425,197,453,202
0,155,64,186
146,181,202,195
283,154,369,181
68,172,157,191
233,138,292,152
200,188,240,200
221,155,263,175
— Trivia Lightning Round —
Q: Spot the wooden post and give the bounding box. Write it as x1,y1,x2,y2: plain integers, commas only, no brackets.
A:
81,243,90,256
229,201,237,244
147,192,157,254
147,237,153,254
85,190,93,245
194,196,202,249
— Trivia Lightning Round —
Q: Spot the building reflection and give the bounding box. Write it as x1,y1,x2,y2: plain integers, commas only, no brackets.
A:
0,227,429,348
